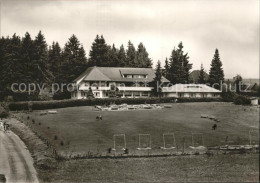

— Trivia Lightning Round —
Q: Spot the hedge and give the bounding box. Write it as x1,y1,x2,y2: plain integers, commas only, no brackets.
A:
221,91,237,102
7,97,223,111
0,105,9,118
233,95,251,105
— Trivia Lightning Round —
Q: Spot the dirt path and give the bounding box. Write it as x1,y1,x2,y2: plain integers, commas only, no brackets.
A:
0,130,39,183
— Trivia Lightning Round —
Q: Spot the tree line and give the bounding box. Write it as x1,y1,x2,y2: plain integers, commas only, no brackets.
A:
0,31,225,101
0,31,153,100
152,43,224,96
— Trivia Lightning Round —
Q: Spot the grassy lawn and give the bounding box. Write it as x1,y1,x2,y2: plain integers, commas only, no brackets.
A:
14,102,259,155
38,154,259,183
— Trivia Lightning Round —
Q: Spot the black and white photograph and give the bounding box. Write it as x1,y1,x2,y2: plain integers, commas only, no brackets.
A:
0,0,259,182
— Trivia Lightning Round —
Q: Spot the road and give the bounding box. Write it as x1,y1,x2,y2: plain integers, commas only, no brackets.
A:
0,130,39,183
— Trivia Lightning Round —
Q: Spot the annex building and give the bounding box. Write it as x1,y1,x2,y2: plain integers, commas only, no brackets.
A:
71,67,221,99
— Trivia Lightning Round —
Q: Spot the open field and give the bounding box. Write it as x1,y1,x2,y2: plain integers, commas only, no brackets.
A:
14,102,259,155
38,154,259,183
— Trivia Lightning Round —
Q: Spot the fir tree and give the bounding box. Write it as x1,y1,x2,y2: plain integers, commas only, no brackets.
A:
167,42,192,84
61,34,88,83
48,42,62,83
34,31,53,85
234,74,242,93
135,42,152,68
198,64,206,84
208,49,224,89
1,34,21,90
164,57,169,78
108,44,119,67
20,32,35,84
117,45,127,67
87,87,94,98
126,41,136,67
152,60,163,97
181,52,191,83
88,35,110,66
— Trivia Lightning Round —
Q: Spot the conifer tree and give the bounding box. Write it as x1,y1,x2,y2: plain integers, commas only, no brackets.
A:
135,42,152,68
208,49,224,89
20,32,35,84
88,35,110,66
48,42,62,83
1,34,21,90
152,60,163,97
164,57,169,78
198,64,206,84
34,31,53,85
117,45,127,67
61,34,88,83
0,37,7,92
167,42,192,84
234,74,242,93
126,41,136,67
87,86,94,98
108,44,119,67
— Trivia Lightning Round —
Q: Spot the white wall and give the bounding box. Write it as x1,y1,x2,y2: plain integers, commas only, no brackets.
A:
163,92,221,98
164,93,178,97
251,99,258,105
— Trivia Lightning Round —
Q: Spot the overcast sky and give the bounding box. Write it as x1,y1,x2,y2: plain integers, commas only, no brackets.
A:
1,0,259,78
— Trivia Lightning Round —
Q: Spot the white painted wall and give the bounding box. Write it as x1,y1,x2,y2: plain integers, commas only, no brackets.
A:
251,99,259,105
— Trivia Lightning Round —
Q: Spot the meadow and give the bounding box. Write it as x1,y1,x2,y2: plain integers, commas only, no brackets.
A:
15,102,259,155
38,154,259,183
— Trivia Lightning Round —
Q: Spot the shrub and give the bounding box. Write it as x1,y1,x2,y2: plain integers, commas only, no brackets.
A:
60,141,64,146
239,148,246,154
221,91,237,102
233,95,251,105
4,96,14,102
54,135,58,140
53,91,71,100
0,105,9,118
194,151,200,155
107,147,112,153
124,148,129,154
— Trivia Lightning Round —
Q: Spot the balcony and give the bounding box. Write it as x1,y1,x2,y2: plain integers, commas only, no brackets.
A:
78,86,110,91
117,86,153,91
78,85,153,92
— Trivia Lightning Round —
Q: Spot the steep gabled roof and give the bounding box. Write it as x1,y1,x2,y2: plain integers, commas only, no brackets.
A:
83,67,111,81
73,67,169,83
189,70,209,83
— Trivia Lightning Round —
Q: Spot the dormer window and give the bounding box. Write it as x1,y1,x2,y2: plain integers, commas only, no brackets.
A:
123,74,147,78
186,86,201,88
126,75,133,78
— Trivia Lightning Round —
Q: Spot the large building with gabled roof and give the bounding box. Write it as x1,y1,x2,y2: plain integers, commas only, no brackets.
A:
71,66,221,99
72,66,169,99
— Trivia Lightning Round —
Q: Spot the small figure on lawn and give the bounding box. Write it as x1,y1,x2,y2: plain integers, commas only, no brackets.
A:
96,115,103,121
212,124,217,130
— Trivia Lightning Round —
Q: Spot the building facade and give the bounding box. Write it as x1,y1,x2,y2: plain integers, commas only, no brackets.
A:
162,84,221,98
71,67,221,99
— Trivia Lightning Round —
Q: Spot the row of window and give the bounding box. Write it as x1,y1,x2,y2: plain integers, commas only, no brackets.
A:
123,74,147,79
84,82,149,88
178,93,219,97
73,91,218,98
74,91,150,98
